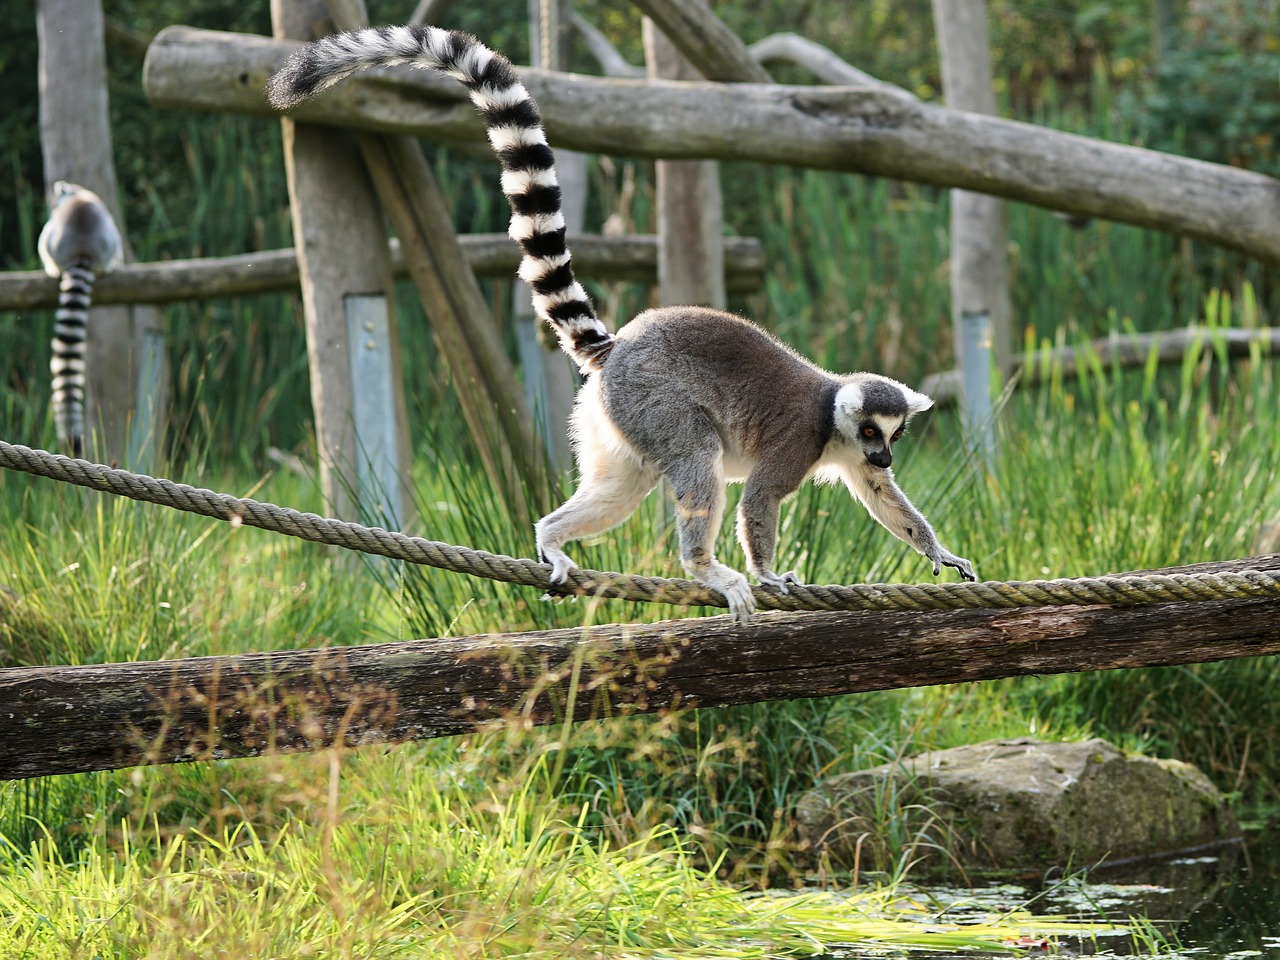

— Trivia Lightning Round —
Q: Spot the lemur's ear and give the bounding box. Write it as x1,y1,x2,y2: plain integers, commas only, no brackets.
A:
905,388,934,416
834,382,864,417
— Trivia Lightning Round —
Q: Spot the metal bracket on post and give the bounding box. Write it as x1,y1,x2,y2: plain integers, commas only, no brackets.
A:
345,293,403,529
127,326,167,473
960,308,996,465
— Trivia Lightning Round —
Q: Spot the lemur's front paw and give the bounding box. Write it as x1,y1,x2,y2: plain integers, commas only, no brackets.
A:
931,549,977,582
757,570,802,594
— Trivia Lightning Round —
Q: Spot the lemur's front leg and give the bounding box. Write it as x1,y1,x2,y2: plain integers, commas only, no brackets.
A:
843,462,977,581
737,469,803,593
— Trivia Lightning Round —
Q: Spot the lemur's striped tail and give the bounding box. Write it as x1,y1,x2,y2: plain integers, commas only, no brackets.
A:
50,255,93,456
268,25,613,372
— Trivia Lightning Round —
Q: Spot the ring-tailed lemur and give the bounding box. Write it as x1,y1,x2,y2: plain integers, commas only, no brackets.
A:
268,26,977,621
36,181,123,457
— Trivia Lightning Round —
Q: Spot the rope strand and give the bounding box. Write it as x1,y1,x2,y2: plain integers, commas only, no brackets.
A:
2,440,1277,613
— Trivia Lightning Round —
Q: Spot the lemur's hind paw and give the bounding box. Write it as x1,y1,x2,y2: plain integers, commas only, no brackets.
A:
538,544,579,585
695,562,756,624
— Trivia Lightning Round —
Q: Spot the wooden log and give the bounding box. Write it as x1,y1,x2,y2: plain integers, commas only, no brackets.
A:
0,236,767,313
630,0,771,82
2,554,1277,781
748,33,907,91
141,26,1280,268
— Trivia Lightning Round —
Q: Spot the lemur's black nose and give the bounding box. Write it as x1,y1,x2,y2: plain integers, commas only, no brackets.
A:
868,450,892,469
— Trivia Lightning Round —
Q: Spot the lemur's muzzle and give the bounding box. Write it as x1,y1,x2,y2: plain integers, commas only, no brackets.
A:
867,449,892,469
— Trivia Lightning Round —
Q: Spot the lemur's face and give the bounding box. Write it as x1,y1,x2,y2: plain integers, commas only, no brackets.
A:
856,415,908,469
834,377,934,470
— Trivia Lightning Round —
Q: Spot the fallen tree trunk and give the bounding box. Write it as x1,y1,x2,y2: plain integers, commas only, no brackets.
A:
0,235,766,312
2,555,1277,780
142,27,1280,267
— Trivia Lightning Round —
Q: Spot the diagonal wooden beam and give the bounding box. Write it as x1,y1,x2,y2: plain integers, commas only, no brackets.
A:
629,0,771,82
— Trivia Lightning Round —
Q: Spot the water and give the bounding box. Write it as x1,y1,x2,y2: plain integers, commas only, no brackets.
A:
1059,827,1280,956
824,827,1280,958
979,827,1280,956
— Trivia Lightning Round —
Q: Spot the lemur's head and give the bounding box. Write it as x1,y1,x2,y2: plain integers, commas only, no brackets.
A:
834,375,933,469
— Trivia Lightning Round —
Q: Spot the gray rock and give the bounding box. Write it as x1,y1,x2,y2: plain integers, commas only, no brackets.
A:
794,737,1239,874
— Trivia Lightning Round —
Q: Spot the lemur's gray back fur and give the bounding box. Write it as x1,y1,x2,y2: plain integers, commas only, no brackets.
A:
267,25,612,372
37,182,122,456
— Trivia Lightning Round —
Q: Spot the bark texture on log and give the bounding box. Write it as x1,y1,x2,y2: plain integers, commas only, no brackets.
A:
142,27,1280,267
3,556,1277,780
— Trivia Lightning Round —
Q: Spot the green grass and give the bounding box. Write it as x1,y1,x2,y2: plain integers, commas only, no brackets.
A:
0,750,1117,959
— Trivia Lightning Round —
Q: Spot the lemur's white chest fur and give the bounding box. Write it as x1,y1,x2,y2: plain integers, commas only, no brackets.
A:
719,450,756,483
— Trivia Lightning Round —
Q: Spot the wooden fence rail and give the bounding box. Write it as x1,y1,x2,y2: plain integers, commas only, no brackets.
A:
0,235,765,313
3,554,1277,780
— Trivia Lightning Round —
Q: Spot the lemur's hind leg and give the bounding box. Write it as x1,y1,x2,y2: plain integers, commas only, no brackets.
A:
535,455,659,584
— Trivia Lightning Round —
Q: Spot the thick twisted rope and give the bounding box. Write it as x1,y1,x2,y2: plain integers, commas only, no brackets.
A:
2,440,1277,613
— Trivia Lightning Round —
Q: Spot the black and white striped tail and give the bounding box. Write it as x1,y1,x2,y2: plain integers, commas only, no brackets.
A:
50,255,92,457
268,25,613,372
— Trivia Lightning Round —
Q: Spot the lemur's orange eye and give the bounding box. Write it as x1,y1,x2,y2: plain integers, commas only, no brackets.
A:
892,428,905,442
862,426,877,439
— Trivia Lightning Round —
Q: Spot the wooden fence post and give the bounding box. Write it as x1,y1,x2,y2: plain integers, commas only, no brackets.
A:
931,0,1013,395
322,0,550,524
516,0,582,471
271,0,411,525
642,19,726,310
36,0,165,471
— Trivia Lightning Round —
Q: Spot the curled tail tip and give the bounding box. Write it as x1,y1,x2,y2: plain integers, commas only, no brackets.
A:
267,49,326,110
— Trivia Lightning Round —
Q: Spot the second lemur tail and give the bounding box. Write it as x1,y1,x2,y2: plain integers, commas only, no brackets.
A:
50,255,94,457
268,25,614,372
